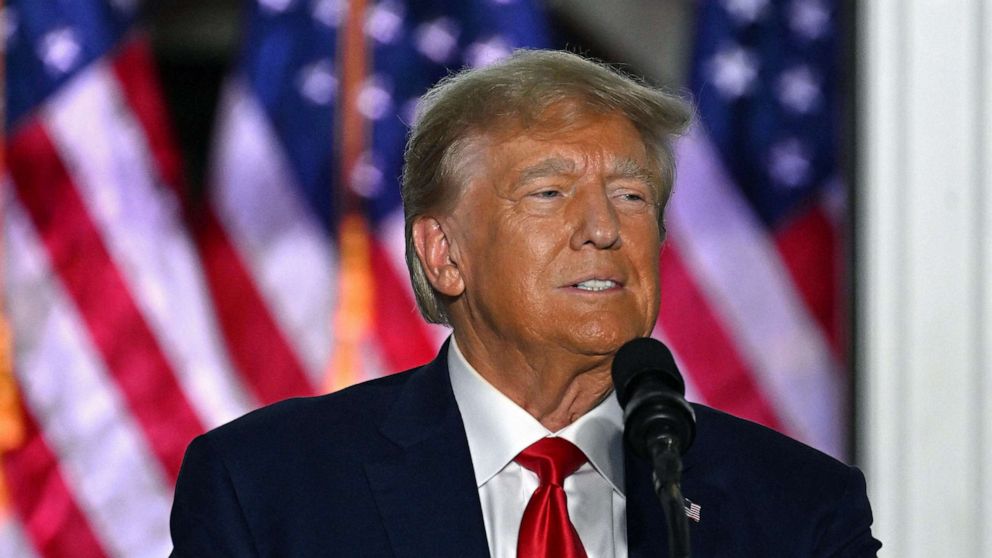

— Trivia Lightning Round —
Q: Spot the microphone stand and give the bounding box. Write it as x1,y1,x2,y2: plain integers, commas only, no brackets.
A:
649,436,690,558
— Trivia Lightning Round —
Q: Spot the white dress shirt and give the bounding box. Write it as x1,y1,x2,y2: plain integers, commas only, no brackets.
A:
448,338,627,558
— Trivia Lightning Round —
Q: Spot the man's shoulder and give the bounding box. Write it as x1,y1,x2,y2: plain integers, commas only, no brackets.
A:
171,366,445,556
694,403,843,458
689,402,860,500
197,367,419,461
683,405,881,555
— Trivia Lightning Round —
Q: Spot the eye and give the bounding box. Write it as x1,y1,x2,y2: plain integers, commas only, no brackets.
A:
618,192,646,202
531,189,562,199
610,184,658,215
612,189,651,205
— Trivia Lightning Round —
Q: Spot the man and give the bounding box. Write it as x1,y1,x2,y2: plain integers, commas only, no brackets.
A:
171,50,881,557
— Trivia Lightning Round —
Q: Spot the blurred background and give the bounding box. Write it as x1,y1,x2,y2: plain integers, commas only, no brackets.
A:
1,0,988,556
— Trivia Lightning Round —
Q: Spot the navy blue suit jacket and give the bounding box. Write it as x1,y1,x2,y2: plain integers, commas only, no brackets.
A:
170,344,881,556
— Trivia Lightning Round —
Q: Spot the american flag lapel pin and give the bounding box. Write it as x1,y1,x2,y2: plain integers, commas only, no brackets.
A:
683,497,702,523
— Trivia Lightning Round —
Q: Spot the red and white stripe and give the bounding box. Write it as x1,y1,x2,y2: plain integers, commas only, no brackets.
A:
113,43,316,406
5,195,173,556
207,78,445,385
658,125,845,458
209,80,336,384
41,59,255,428
1,40,253,557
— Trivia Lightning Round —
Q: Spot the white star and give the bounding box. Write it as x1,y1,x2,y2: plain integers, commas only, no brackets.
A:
365,0,405,44
311,0,344,27
357,75,393,120
109,0,140,14
349,151,384,197
821,175,846,220
258,0,295,14
777,66,821,113
415,17,460,63
790,0,831,40
707,45,759,99
723,0,769,24
769,139,811,188
38,27,81,75
465,36,511,68
296,60,337,105
400,97,421,126
1,8,19,46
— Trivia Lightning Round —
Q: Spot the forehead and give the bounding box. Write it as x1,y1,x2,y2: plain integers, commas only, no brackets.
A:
474,109,661,184
493,102,641,143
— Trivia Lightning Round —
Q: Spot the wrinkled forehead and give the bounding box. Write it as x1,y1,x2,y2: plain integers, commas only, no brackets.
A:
457,104,664,190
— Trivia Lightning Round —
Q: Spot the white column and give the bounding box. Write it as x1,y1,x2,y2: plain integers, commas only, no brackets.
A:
859,1,991,556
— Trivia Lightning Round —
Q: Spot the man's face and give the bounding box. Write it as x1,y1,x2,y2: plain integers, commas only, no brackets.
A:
440,108,663,358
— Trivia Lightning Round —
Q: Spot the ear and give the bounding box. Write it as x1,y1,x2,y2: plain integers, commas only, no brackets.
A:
412,216,465,297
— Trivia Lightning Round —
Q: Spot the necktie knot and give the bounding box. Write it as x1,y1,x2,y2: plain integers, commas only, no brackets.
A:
515,437,587,487
514,437,589,557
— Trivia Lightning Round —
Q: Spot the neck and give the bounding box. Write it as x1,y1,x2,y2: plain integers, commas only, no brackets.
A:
452,332,614,431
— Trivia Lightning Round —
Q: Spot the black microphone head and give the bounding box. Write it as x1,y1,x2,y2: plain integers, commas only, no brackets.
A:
611,337,685,407
611,337,695,458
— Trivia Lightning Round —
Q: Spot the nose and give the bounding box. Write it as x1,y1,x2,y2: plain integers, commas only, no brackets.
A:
569,185,621,250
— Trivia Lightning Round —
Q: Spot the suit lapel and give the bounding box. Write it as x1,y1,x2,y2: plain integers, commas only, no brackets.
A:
365,345,490,558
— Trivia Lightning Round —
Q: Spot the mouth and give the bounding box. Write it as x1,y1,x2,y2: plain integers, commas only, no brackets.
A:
570,278,623,292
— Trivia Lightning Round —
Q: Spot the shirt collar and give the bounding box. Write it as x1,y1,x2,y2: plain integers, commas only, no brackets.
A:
447,336,625,495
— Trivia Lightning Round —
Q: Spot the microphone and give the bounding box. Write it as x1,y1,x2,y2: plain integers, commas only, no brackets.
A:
612,337,696,558
612,337,696,465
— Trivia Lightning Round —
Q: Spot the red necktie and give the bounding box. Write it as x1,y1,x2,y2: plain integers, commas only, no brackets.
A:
514,437,589,558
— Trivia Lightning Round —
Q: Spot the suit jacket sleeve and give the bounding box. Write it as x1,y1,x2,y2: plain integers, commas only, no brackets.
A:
170,434,259,558
815,465,882,557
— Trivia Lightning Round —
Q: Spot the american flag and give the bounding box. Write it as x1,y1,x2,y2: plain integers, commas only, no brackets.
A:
655,0,847,458
3,2,235,555
204,0,548,397
0,0,845,555
684,497,702,523
0,0,547,555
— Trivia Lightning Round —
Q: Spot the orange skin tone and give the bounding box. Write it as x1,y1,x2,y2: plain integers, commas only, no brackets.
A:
412,108,664,431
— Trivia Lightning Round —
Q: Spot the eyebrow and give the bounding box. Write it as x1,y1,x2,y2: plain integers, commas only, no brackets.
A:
610,158,662,189
516,157,577,184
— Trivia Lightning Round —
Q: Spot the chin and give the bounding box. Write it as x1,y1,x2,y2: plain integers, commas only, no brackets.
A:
563,317,645,356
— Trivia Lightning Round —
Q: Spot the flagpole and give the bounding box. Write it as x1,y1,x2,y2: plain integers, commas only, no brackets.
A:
326,0,373,393
0,0,27,515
